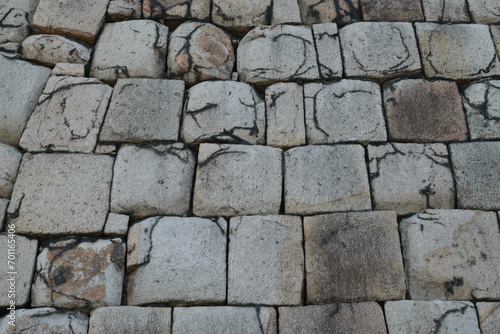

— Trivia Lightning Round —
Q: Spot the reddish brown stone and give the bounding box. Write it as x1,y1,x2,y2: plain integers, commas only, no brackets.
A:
360,0,424,21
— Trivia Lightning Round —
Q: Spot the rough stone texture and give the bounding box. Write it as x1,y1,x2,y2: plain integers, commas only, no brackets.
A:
0,198,8,229
52,63,86,77
312,23,342,79
103,213,129,236
416,23,500,80
0,143,22,198
32,237,125,308
468,0,500,24
238,25,320,85
167,22,234,85
385,300,480,334
304,80,386,144
32,0,110,44
0,234,38,307
360,0,424,21
182,81,265,145
421,0,470,22
279,302,388,334
8,153,113,236
211,0,272,30
0,308,89,334
401,210,500,300
305,211,405,303
228,215,304,305
340,22,421,79
368,143,455,215
297,0,362,24
284,145,371,214
95,144,116,155
1,0,40,20
0,7,29,52
110,143,196,218
90,20,168,83
0,53,51,147
476,302,500,334
492,25,500,56
383,79,467,142
173,307,277,334
193,144,282,216
21,34,92,67
143,0,209,21
127,217,227,305
450,142,500,210
265,82,306,148
100,79,184,143
462,80,500,140
89,307,171,334
108,0,141,21
271,0,301,24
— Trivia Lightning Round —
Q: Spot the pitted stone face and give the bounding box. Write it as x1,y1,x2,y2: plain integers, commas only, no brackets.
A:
143,0,210,21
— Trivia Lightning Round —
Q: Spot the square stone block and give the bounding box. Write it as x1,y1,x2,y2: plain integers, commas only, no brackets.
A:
103,213,129,236
89,306,171,334
421,0,470,22
297,0,362,24
476,302,500,334
360,0,424,21
312,23,342,79
462,80,500,140
468,0,500,24
0,143,22,198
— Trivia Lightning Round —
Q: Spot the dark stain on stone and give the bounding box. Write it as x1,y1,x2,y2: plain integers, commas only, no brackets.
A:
53,266,69,285
444,276,463,294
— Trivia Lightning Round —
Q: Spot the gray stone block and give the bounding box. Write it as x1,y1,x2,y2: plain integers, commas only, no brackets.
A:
462,80,500,140
312,23,342,79
422,0,470,22
0,198,8,230
297,0,362,24
211,0,272,30
492,25,500,56
271,0,301,24
107,0,141,21
0,7,29,52
143,0,210,21
476,302,500,334
103,213,129,236
51,63,85,77
1,0,40,21
468,0,500,24
0,143,22,198
89,306,171,334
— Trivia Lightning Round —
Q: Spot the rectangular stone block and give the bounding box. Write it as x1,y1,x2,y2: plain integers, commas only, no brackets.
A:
422,0,470,22
89,307,171,334
312,23,342,79
360,0,424,21
468,0,500,24
477,302,500,334
0,143,22,198
271,0,301,24
462,80,500,140
298,0,362,24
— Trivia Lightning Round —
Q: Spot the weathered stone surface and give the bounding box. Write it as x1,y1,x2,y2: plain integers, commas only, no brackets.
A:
167,22,234,85
0,7,29,52
2,0,40,20
182,81,265,145
108,0,141,21
340,22,421,79
32,0,110,44
298,0,362,24
0,308,89,334
265,82,306,148
211,0,272,29
100,79,184,143
127,217,227,305
89,307,171,334
285,145,371,214
383,79,467,142
304,80,386,144
385,300,480,334
401,210,500,300
95,144,116,155
0,198,8,229
90,20,168,83
173,307,277,334
0,143,22,198
450,142,500,210
468,0,500,24
492,25,500,56
8,153,113,236
305,211,405,303
20,76,112,153
476,302,500,334
462,80,500,140
360,0,424,21
228,215,304,305
0,53,51,147
143,0,210,21
368,143,455,215
32,237,125,308
52,63,86,77
312,23,342,79
21,34,92,67
193,144,282,216
111,143,195,218
416,23,500,79
238,25,320,84
279,302,387,334
103,213,129,236
271,0,301,24
422,0,470,22
0,234,37,307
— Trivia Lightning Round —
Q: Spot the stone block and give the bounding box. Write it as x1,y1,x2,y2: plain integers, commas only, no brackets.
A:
271,0,301,24
107,0,141,21
476,302,500,334
143,0,210,21
0,143,22,198
52,63,86,77
89,306,171,334
95,144,116,155
360,0,424,21
103,213,129,236
422,0,470,22
1,0,40,20
468,0,500,24
312,23,342,79
0,198,8,230
297,0,362,24
0,7,29,52
492,25,500,55
211,0,272,30
462,80,500,140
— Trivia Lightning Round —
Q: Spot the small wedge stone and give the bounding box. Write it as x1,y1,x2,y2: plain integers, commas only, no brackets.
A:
107,0,141,21
103,213,129,236
143,0,210,21
52,63,85,76
89,307,171,334
312,23,342,79
421,0,470,22
297,0,362,24
462,80,500,140
360,0,424,21
0,143,22,198
476,302,500,334
468,0,500,24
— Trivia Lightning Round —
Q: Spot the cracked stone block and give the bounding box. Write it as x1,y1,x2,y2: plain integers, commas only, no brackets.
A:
52,63,86,77
297,0,362,24
89,307,171,334
492,25,500,55
111,143,195,218
238,25,320,85
340,22,421,79
103,213,129,236
468,0,500,23
312,23,342,79
193,144,282,216
127,216,227,305
360,0,424,21
265,82,306,148
108,0,141,21
368,143,455,215
90,20,168,84
173,307,277,334
0,198,8,230
422,0,470,22
143,0,209,21
0,143,22,198
383,79,467,142
385,301,480,334
462,80,500,140
32,237,125,308
450,142,500,210
271,0,301,24
182,81,265,145
279,302,387,334
228,215,304,305
401,210,500,300
0,7,29,52
476,302,500,334
21,34,92,67
0,308,89,334
1,0,40,21
32,0,110,44
0,53,51,147
100,79,184,144
284,145,371,214
167,22,234,85
0,234,37,307
211,0,272,30
304,80,386,144
304,211,406,303
416,23,500,80
8,153,113,236
19,76,112,153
